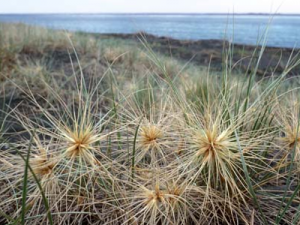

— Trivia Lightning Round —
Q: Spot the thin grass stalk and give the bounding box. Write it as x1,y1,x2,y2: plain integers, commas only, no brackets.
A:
131,117,143,180
234,128,267,224
275,107,300,224
20,134,33,225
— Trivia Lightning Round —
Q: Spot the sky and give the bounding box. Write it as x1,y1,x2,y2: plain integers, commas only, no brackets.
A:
0,0,299,14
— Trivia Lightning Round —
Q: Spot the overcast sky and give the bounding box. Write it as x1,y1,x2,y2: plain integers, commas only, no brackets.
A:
0,0,299,14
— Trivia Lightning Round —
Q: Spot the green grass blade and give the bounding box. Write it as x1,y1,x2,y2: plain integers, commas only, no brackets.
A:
234,129,267,225
20,134,33,224
131,117,143,180
275,110,300,224
8,135,53,225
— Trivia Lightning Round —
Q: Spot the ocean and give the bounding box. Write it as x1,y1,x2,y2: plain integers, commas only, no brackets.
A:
0,14,299,48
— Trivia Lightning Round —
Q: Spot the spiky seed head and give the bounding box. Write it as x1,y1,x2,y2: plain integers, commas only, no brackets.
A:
144,185,166,206
140,125,163,148
64,125,97,159
29,145,56,177
281,125,300,160
30,154,56,177
193,127,238,164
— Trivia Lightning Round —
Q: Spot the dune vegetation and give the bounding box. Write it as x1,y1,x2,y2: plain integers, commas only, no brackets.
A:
1,22,300,225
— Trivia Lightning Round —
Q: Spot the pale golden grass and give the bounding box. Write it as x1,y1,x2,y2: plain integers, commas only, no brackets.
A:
0,71,125,223
0,136,64,223
276,96,300,170
113,86,185,168
0,22,300,225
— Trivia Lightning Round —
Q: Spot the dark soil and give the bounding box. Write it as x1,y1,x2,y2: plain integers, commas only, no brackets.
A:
96,32,300,76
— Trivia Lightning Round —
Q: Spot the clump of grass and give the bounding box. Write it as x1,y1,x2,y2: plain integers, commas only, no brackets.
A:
174,98,274,222
118,171,210,225
1,22,300,225
0,136,61,223
114,81,184,168
0,66,124,224
277,97,300,165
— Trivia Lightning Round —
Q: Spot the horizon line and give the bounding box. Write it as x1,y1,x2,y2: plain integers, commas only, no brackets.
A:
1,12,300,16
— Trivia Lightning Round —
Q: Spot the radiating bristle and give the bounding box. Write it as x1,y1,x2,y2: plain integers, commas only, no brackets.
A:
140,125,163,147
30,154,56,176
0,22,299,224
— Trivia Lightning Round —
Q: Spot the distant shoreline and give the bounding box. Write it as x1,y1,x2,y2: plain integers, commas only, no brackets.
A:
96,32,300,76
0,14,299,48
98,31,299,50
0,21,299,50
1,21,299,77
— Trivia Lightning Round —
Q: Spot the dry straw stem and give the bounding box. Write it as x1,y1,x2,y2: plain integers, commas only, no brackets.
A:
0,73,126,224
277,97,300,166
111,170,212,225
171,88,279,222
1,22,300,224
114,84,184,168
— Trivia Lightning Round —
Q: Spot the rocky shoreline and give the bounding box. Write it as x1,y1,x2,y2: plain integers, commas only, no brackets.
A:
96,32,300,76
